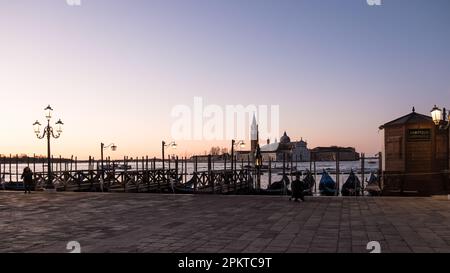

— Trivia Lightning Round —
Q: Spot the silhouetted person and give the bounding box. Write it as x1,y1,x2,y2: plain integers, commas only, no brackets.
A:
21,167,33,194
290,174,304,202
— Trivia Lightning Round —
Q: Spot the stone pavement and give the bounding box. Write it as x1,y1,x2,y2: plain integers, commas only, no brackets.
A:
1,191,450,253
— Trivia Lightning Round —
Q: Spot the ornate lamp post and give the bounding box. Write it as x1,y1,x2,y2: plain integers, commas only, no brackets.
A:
431,105,450,197
33,105,63,190
100,143,117,180
431,105,450,129
162,141,177,170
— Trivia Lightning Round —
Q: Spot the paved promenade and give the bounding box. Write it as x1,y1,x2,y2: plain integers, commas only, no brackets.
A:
1,192,450,253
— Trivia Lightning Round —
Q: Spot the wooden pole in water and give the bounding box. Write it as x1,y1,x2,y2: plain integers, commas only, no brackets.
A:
16,154,18,183
224,155,227,173
195,156,198,172
336,151,340,196
0,156,3,179
313,152,317,193
180,157,183,183
268,156,272,187
361,153,365,196
290,154,293,182
33,154,36,176
309,154,312,173
175,156,179,179
185,157,187,183
313,153,317,188
208,155,213,193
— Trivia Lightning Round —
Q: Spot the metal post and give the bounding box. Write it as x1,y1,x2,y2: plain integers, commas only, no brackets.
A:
46,120,53,189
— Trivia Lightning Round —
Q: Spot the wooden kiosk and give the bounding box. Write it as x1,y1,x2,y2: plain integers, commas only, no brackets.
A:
379,108,449,196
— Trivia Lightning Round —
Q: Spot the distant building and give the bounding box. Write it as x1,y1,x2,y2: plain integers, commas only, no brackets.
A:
260,131,311,162
235,116,311,162
311,146,360,161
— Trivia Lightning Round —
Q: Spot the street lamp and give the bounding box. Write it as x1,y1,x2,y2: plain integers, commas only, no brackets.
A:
100,143,117,180
431,105,450,198
431,105,450,129
33,105,63,190
162,141,177,170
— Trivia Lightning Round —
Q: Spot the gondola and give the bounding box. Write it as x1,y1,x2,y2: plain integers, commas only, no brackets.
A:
173,175,196,193
341,170,362,196
259,174,291,195
365,172,381,196
319,170,336,196
302,170,315,196
1,182,25,191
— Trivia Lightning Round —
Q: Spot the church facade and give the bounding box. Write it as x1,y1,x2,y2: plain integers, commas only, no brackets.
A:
260,131,311,162
235,115,311,162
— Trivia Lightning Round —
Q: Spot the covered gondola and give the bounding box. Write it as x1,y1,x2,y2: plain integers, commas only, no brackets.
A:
365,172,381,196
302,170,315,196
319,170,336,196
173,174,196,193
341,170,362,196
259,174,291,195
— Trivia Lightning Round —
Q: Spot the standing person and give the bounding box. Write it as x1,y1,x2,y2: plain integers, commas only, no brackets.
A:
21,167,33,194
290,174,305,202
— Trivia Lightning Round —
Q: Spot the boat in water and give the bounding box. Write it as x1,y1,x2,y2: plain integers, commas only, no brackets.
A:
259,174,291,195
302,170,315,196
341,170,362,196
365,172,381,196
319,170,336,196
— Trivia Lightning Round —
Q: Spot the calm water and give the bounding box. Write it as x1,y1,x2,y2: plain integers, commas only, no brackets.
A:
1,159,379,190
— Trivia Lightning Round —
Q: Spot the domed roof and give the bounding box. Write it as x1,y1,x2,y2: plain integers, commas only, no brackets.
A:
280,131,291,144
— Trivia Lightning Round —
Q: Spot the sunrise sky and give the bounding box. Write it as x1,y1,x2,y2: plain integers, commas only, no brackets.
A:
0,0,449,159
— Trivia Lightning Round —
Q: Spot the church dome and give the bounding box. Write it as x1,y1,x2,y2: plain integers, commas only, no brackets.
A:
280,131,291,143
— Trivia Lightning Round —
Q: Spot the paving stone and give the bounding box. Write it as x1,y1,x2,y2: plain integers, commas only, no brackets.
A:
2,192,450,253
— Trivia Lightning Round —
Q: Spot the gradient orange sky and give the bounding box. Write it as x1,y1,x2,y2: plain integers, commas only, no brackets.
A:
1,1,449,159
